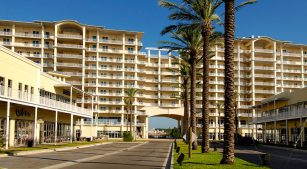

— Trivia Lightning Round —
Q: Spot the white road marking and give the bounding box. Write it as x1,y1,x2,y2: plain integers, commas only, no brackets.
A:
40,142,148,169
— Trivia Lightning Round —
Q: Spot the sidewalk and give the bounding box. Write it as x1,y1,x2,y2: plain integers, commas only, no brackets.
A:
0,141,114,158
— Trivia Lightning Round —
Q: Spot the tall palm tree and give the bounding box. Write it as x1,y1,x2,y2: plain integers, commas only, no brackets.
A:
216,102,223,140
159,0,222,153
169,54,191,135
124,88,139,133
160,28,203,150
221,0,256,164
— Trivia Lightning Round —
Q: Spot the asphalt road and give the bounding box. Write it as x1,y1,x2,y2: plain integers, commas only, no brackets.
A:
0,142,172,169
235,144,307,169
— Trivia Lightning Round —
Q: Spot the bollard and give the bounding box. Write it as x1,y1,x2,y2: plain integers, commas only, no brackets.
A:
177,153,185,166
214,145,217,151
261,153,270,166
176,146,181,154
174,140,178,149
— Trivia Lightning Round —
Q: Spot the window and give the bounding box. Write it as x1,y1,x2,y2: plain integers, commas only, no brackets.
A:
33,51,40,57
101,57,107,61
102,46,108,51
127,47,134,53
3,28,10,33
45,32,50,38
100,98,107,102
92,35,97,40
3,38,10,45
33,31,39,37
32,40,40,47
101,65,107,70
102,36,108,41
101,90,107,94
45,41,50,48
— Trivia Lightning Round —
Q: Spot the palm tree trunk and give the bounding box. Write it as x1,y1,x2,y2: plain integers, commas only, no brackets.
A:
183,79,189,136
202,28,211,153
221,0,236,165
218,111,221,140
130,104,132,133
190,52,197,150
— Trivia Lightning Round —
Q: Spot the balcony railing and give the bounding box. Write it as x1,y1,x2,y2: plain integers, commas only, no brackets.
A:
57,43,83,49
58,34,82,39
15,32,41,38
254,108,307,123
57,54,83,59
0,86,92,117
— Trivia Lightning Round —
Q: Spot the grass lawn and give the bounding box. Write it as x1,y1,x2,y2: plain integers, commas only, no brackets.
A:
173,141,269,169
0,139,126,155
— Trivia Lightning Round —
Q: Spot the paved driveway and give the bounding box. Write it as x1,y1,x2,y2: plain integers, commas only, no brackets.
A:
235,145,307,169
0,142,172,169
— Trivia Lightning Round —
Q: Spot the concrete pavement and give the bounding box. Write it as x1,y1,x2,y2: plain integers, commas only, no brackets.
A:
235,144,307,169
0,142,172,169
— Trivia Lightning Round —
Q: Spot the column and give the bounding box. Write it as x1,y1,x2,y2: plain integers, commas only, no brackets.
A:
264,122,267,143
70,114,74,143
5,101,10,150
301,48,305,87
54,111,58,145
91,96,94,141
300,116,303,147
33,106,38,146
145,116,148,139
273,42,277,94
286,119,288,145
12,24,15,52
280,47,284,92
41,25,45,67
54,24,58,71
158,50,161,106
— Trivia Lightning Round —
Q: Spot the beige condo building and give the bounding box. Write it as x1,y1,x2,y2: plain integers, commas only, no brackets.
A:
1,20,307,140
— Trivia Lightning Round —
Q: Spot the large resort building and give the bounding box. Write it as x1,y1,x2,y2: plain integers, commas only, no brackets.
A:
1,20,307,141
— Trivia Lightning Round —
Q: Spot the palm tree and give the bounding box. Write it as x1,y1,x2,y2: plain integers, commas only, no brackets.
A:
169,54,191,135
160,28,203,150
216,102,223,140
159,0,222,153
124,88,139,133
221,0,256,164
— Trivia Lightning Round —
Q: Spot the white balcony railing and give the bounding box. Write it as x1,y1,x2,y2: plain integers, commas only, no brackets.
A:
0,86,92,117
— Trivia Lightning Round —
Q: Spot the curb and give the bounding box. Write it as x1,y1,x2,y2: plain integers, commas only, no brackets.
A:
2,142,113,157
162,142,173,169
259,144,307,153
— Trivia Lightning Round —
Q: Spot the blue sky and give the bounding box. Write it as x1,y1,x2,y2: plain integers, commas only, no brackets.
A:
1,0,307,129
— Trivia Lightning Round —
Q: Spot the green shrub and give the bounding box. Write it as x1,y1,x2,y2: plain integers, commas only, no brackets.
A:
123,131,133,142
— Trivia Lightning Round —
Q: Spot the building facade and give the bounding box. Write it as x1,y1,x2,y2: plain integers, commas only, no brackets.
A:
253,88,307,147
1,20,307,140
0,45,92,149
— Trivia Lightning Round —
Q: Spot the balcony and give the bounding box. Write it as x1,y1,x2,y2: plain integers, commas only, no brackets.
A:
0,31,12,36
99,39,122,45
57,43,83,49
254,49,274,53
43,63,54,68
57,53,83,59
253,108,307,123
60,72,82,77
57,63,82,68
15,32,41,38
254,66,274,70
160,103,180,108
66,81,82,85
254,74,275,78
0,86,91,117
254,82,275,86
15,42,41,48
57,34,82,39
254,57,274,62
254,90,274,94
